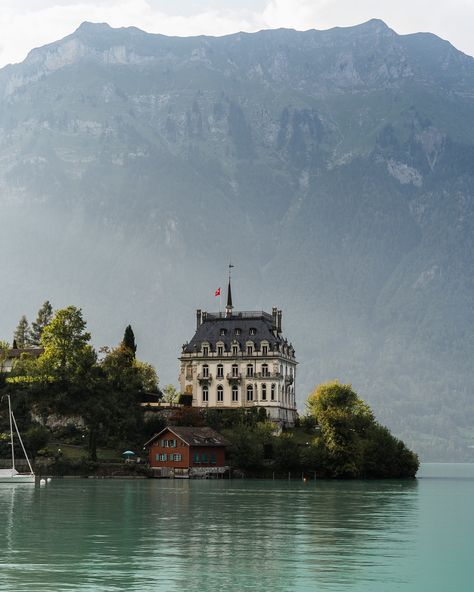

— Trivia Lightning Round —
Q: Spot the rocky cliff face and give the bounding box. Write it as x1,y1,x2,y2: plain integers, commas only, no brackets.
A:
1,20,473,459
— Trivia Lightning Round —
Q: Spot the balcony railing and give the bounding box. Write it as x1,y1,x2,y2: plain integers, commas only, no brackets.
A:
226,373,242,383
253,371,283,380
197,373,213,383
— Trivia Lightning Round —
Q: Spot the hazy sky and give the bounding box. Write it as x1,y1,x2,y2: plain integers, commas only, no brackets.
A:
0,0,473,67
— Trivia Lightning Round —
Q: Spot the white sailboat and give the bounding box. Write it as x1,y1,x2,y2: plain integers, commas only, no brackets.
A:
0,395,35,484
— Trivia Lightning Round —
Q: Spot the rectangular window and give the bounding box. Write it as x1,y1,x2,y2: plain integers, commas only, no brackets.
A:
160,453,167,461
232,388,238,402
173,454,182,461
168,439,176,448
202,346,209,356
232,365,239,377
201,453,208,463
193,452,200,464
262,346,268,355
217,366,224,378
232,346,238,355
247,346,253,355
202,389,209,402
210,454,217,465
217,346,223,356
247,366,253,377
155,453,160,461
217,389,224,402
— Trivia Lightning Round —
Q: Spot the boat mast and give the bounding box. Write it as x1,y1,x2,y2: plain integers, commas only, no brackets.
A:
11,411,34,475
7,395,15,471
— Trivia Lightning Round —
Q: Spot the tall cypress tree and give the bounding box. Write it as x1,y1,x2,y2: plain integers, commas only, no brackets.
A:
122,325,137,357
30,301,53,346
13,315,31,349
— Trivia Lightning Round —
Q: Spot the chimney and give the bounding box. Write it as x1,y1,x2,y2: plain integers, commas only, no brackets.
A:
272,307,278,329
196,309,202,329
277,310,282,333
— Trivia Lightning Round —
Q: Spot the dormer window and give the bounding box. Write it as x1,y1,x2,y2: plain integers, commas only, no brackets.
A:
247,345,253,355
232,344,239,355
249,328,257,336
235,328,241,336
220,328,227,336
217,345,224,356
262,345,268,356
202,345,209,356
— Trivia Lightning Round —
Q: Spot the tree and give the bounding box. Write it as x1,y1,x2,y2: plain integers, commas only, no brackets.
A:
40,306,95,383
121,325,137,357
307,381,418,478
13,316,31,348
30,301,53,346
162,384,178,403
0,341,10,375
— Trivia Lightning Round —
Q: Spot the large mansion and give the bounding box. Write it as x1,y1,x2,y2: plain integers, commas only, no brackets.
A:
178,281,297,427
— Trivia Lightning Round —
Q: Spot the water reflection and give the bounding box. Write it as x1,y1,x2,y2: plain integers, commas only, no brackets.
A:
0,478,419,591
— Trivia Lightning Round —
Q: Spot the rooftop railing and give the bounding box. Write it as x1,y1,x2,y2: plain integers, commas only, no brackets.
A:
205,311,274,322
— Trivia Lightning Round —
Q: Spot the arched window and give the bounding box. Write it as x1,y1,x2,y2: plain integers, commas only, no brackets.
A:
202,386,209,402
217,385,224,402
271,383,276,401
261,383,267,401
232,385,238,402
217,364,224,378
262,363,269,377
202,364,209,378
246,364,254,378
247,384,253,401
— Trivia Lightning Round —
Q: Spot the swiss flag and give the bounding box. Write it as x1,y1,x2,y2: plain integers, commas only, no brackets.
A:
215,287,221,297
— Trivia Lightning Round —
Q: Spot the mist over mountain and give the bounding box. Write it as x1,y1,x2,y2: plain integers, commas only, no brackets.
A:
1,19,473,460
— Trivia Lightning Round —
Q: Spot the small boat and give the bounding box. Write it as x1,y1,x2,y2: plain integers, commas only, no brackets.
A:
0,395,35,484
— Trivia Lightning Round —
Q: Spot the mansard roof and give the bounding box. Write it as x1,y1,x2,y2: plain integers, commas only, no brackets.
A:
182,310,292,354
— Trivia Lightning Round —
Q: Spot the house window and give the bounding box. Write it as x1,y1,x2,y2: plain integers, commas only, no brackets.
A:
201,453,208,463
262,384,267,401
247,385,253,401
159,453,167,461
168,439,176,448
271,383,276,401
247,345,253,355
202,345,209,356
217,385,224,402
173,454,182,461
210,453,217,465
246,364,254,377
217,346,223,356
217,364,224,378
220,328,226,336
249,328,256,335
232,345,239,355
202,364,209,378
193,453,200,464
232,364,239,377
235,328,241,336
202,386,209,402
262,363,269,377
262,345,268,356
232,385,238,401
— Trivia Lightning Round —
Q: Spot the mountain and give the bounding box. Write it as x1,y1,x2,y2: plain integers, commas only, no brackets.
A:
1,19,473,460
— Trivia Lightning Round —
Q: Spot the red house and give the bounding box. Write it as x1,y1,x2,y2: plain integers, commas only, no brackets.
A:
145,426,230,478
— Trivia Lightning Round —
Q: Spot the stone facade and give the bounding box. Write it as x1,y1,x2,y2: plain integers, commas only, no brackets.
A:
179,284,297,427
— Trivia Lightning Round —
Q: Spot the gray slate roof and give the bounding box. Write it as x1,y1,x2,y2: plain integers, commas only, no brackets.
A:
183,312,288,353
145,426,230,447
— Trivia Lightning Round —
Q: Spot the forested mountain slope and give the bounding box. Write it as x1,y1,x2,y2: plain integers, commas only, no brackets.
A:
1,19,473,459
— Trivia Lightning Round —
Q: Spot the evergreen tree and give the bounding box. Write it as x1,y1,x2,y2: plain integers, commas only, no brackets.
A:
122,324,137,357
30,301,53,346
13,315,31,349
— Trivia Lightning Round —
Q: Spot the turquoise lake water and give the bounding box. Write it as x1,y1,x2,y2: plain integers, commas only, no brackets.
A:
0,463,472,591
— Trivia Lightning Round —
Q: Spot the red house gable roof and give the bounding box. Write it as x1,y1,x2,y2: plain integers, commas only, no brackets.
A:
145,426,230,448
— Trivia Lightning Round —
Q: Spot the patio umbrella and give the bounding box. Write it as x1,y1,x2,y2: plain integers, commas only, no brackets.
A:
122,450,136,456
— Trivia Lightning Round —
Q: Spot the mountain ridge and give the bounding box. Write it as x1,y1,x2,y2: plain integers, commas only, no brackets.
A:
0,20,473,460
